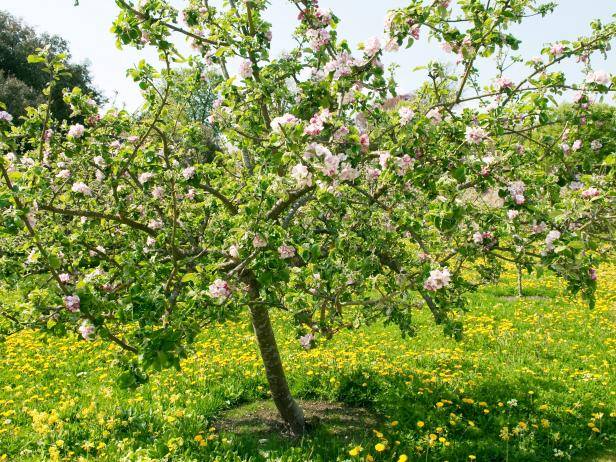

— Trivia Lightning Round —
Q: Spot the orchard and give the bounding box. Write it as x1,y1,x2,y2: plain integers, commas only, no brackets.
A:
0,0,615,459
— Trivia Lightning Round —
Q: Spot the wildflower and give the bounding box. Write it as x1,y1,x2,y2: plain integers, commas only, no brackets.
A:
349,446,362,456
375,442,386,452
417,420,425,428
209,279,231,300
507,210,519,220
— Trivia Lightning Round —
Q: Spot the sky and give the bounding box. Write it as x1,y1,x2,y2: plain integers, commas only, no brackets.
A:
3,1,615,110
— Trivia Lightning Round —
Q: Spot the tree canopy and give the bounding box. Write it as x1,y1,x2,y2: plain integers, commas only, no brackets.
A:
0,10,102,122
1,0,614,434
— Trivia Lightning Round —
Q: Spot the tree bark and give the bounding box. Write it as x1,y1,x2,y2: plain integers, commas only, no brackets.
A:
249,303,305,435
516,264,524,297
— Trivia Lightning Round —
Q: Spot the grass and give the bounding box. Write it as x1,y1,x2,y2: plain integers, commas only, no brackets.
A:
0,266,614,461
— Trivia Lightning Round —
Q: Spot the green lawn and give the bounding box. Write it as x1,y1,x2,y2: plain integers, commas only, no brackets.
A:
1,266,614,461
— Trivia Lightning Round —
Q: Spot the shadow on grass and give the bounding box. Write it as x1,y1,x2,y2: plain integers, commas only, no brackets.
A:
186,369,615,462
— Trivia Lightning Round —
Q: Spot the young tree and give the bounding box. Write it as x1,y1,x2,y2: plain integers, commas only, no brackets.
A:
1,0,614,434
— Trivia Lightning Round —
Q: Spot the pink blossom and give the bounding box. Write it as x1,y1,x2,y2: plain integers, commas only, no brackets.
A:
588,268,597,281
395,155,414,175
299,332,315,350
364,36,382,56
550,42,566,56
507,210,519,220
71,182,92,196
270,113,299,133
333,126,349,142
495,76,514,90
68,124,85,138
239,60,253,79
585,70,610,85
209,278,231,300
0,111,12,123
182,166,196,179
384,37,400,52
306,28,330,49
64,295,80,312
366,167,381,181
59,273,71,283
315,8,332,25
229,244,240,258
152,186,165,199
508,181,525,205
426,108,442,124
56,169,71,180
322,153,344,176
591,140,602,151
571,140,582,152
379,151,391,169
398,107,415,125
324,52,357,79
561,143,570,154
339,163,360,181
545,230,561,251
138,172,155,184
465,126,488,144
148,220,163,230
278,245,296,259
78,320,95,340
253,234,267,248
291,163,313,187
359,133,370,151
424,268,451,291
581,187,600,199
441,42,453,54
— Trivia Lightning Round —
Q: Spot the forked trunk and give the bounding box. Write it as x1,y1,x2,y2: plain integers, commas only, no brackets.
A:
249,304,305,435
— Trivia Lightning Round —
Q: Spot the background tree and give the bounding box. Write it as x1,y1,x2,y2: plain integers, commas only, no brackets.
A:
0,10,102,122
0,0,614,436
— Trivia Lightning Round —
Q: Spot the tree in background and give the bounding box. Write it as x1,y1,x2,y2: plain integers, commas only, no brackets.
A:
0,0,614,435
0,10,102,122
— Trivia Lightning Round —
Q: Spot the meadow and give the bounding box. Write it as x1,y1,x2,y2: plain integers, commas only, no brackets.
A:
1,267,614,461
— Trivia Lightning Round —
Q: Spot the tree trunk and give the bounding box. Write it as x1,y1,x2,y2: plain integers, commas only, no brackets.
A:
249,304,305,435
516,264,524,297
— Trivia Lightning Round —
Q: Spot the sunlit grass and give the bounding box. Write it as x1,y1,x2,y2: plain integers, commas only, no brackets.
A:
1,266,614,461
